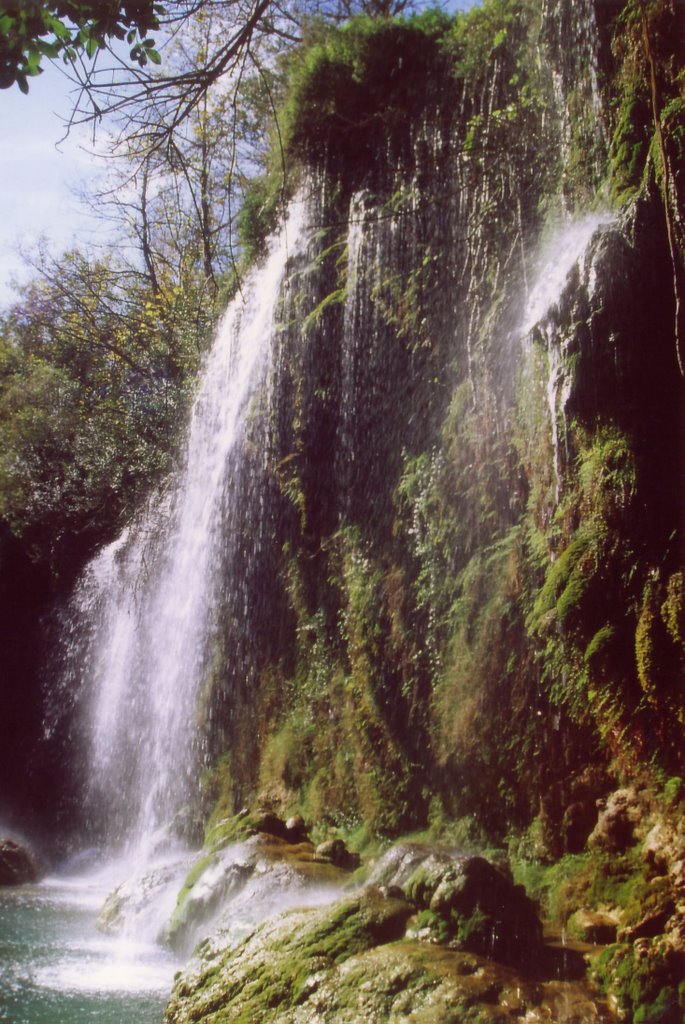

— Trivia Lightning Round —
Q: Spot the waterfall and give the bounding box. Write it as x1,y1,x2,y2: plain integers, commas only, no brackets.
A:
56,199,307,861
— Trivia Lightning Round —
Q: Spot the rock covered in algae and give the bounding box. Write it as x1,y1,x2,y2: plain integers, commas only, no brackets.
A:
164,886,413,1023
163,884,612,1024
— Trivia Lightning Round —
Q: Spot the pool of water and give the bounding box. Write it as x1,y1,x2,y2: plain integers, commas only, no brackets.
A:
0,874,180,1024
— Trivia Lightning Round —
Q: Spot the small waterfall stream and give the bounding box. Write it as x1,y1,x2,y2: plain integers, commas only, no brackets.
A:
520,213,613,500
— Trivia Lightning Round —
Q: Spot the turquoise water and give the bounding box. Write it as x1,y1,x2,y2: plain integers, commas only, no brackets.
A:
0,877,179,1024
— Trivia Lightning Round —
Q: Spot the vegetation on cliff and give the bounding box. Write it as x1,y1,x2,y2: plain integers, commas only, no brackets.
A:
202,0,685,848
1,0,684,1018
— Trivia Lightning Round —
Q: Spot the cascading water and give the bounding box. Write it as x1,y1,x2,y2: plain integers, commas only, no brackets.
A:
520,213,614,500
57,198,307,863
0,197,309,1024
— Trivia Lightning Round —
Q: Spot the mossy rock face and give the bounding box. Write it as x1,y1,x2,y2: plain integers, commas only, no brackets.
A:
591,937,685,1024
164,887,414,1023
566,908,618,945
204,809,291,852
588,789,644,855
164,893,611,1024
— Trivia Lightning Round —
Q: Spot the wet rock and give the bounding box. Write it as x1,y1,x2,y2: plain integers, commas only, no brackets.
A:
368,841,457,897
164,833,346,954
315,838,360,871
588,788,643,854
97,860,190,936
164,887,414,1024
369,843,544,968
0,837,39,885
164,898,610,1024
566,908,618,945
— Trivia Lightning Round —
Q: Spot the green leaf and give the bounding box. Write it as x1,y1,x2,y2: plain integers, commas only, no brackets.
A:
47,16,72,42
36,40,61,58
25,49,42,75
147,48,161,65
85,35,98,58
17,74,29,94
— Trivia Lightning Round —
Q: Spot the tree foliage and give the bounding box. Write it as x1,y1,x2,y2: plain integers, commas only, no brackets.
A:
0,246,208,570
0,0,162,92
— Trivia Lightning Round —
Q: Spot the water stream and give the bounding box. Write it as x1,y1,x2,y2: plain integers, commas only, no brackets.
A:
520,213,613,500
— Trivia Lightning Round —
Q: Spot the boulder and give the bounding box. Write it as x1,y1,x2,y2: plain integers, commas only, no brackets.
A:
315,838,360,871
368,842,456,897
588,787,642,853
0,837,39,885
566,908,618,945
164,833,346,954
369,843,544,968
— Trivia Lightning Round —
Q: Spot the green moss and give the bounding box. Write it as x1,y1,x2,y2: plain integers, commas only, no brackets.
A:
636,585,658,695
608,92,651,204
584,624,616,664
237,172,287,264
661,572,685,647
166,890,414,1022
510,851,592,925
662,776,684,807
165,850,217,944
282,15,453,174
530,535,591,628
592,939,685,1024
511,840,659,937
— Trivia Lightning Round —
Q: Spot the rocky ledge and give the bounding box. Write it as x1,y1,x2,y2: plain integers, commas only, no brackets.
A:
97,810,358,954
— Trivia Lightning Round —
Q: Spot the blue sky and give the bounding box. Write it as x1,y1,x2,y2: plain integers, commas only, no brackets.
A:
0,2,479,311
0,61,107,308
